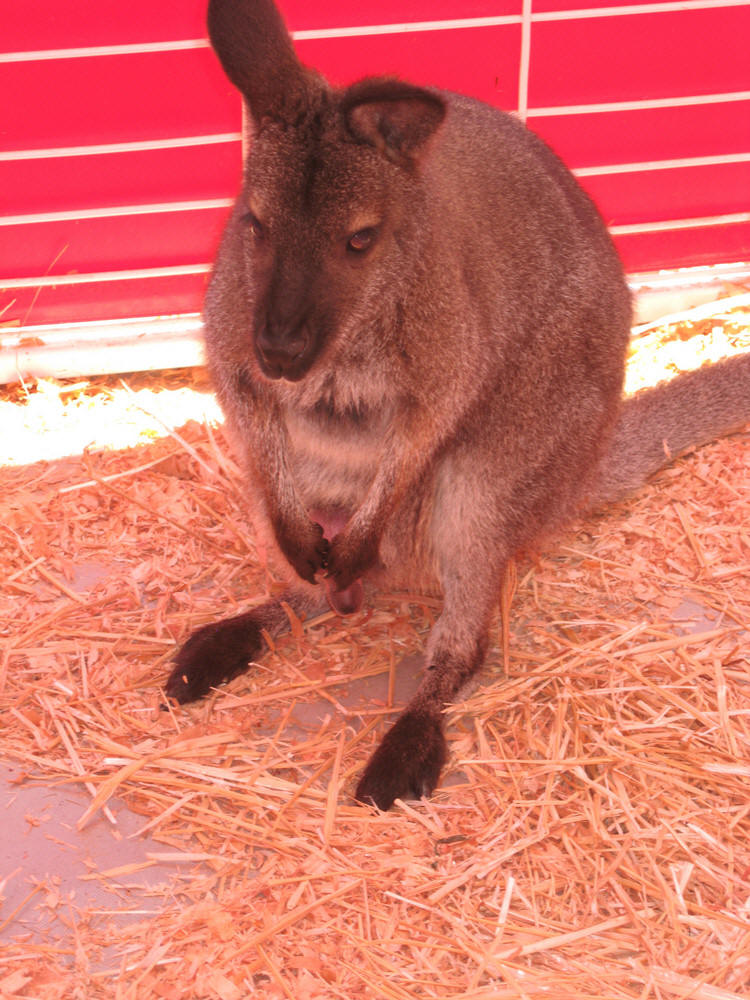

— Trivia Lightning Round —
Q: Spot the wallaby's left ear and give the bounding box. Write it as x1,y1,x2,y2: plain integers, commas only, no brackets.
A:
207,0,320,125
342,80,446,166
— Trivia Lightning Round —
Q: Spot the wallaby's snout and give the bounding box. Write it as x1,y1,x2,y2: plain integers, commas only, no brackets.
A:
253,246,330,382
255,312,312,381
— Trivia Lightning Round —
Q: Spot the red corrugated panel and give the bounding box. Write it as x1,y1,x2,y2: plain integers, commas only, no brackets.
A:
0,51,238,152
528,6,750,107
4,143,242,217
296,24,521,108
1,209,230,280
581,162,750,227
1,0,209,50
531,100,750,170
615,220,750,273
6,273,210,328
285,1,521,31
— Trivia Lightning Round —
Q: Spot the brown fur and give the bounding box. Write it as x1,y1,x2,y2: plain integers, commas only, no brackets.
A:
166,0,750,809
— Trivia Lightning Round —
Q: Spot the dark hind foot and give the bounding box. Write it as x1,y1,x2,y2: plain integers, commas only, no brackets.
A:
165,612,264,704
355,708,447,810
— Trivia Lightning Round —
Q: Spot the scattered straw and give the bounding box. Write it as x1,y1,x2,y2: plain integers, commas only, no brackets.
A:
0,306,749,998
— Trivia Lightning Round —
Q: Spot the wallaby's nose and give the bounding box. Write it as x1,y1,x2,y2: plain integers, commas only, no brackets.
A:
256,325,310,378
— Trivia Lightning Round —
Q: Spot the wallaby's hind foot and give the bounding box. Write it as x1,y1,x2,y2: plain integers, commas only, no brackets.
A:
355,708,447,810
166,592,326,704
166,610,266,703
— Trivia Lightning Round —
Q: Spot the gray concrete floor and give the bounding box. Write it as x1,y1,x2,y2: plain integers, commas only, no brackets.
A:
0,761,190,948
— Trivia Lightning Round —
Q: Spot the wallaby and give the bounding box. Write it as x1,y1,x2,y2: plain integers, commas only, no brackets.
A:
165,0,750,810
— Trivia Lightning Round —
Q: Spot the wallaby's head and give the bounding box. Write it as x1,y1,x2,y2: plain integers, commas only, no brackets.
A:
208,0,446,383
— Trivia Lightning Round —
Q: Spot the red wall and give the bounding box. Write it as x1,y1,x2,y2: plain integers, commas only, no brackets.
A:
1,0,749,328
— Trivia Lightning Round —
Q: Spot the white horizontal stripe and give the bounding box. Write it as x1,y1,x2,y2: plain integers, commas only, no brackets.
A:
20,267,748,301
575,151,750,176
0,91,743,163
0,199,233,227
3,0,746,63
292,16,521,40
0,21,522,61
4,216,747,291
610,211,750,235
3,152,745,224
0,134,241,162
296,0,750,38
527,90,750,117
628,261,750,289
2,265,211,289
0,39,209,63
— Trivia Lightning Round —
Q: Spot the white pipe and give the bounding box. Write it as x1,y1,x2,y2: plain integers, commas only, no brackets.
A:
628,262,750,325
1,264,748,385
0,314,205,385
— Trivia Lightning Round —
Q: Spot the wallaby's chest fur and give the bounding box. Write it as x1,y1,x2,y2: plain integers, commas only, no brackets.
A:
166,0,749,811
283,394,390,514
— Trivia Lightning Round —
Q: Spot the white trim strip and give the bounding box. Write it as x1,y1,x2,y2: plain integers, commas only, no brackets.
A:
2,0,746,63
628,260,750,289
0,39,209,63
2,265,211,290
575,151,750,176
610,211,750,235
0,199,233,227
0,21,523,62
293,0,749,37
527,90,750,117
4,214,749,291
5,272,750,385
2,152,745,228
0,134,242,162
291,16,521,40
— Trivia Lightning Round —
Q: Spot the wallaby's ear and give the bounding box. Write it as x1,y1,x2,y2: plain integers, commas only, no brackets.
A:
207,0,317,124
342,80,446,166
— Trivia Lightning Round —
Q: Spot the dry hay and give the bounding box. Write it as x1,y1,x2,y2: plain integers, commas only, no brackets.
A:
1,305,749,999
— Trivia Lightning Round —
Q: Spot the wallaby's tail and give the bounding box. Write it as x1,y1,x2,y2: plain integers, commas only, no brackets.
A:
592,351,750,507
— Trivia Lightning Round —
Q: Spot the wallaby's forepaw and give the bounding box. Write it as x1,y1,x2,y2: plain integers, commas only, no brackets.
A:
326,531,379,592
355,709,447,810
165,615,264,704
276,517,330,584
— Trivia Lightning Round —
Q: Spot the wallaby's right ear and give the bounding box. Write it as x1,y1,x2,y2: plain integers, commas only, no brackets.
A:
207,0,316,124
342,80,446,167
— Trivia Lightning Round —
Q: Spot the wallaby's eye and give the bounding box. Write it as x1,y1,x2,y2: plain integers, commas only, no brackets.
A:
241,210,265,239
347,227,377,254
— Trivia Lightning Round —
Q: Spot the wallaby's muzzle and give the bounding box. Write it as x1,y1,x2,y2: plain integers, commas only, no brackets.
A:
255,321,312,381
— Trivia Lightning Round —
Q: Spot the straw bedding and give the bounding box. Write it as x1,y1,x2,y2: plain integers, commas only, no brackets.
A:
1,305,749,998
